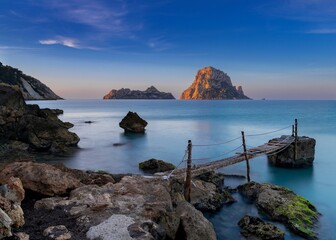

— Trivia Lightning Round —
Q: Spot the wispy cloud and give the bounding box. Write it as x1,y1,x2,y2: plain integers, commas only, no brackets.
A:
40,0,140,36
147,37,173,52
39,36,100,50
306,28,336,34
39,37,79,48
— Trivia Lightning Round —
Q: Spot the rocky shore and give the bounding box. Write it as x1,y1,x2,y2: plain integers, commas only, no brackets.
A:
0,84,79,160
0,160,320,240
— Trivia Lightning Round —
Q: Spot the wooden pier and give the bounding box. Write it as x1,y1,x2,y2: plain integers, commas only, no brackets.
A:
159,135,295,179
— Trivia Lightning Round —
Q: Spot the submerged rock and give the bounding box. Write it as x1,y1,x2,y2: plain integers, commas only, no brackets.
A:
239,182,319,239
139,159,176,173
119,111,148,133
0,84,79,156
267,136,316,168
238,215,284,240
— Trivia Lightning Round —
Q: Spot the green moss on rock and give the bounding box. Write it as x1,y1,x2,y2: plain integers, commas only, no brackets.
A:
239,182,319,239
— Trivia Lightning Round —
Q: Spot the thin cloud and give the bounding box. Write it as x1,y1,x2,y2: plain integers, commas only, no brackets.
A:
39,36,101,50
306,28,336,34
39,37,79,48
41,0,138,35
147,37,174,52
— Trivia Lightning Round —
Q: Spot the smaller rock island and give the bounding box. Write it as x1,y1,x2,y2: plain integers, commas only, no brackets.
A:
103,86,175,99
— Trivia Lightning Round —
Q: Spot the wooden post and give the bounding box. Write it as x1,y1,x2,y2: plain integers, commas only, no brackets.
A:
241,131,250,182
292,125,295,137
184,140,192,202
294,119,298,161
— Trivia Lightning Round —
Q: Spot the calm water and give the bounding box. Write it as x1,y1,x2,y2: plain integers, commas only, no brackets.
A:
30,100,336,240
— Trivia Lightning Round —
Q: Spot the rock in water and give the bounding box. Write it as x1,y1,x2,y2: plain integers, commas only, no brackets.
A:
239,182,319,239
119,111,148,133
103,86,175,99
139,159,176,173
267,136,316,168
0,62,62,100
0,84,79,155
238,215,284,240
180,66,250,100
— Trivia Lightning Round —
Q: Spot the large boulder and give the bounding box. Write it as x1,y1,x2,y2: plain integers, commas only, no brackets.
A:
267,136,316,168
0,84,79,156
175,201,217,240
0,177,25,238
238,215,284,240
239,182,319,239
119,111,148,133
0,84,26,109
0,162,81,196
139,159,176,173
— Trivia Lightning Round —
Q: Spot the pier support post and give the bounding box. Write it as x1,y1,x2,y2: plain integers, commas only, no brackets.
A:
294,119,298,161
184,140,192,202
241,131,251,182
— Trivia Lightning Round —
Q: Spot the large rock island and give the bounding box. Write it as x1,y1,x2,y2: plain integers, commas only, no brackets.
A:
180,66,250,100
103,86,175,99
0,62,62,100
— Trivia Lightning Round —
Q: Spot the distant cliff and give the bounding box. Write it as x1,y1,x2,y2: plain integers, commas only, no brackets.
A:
103,86,175,99
180,66,250,100
0,62,62,100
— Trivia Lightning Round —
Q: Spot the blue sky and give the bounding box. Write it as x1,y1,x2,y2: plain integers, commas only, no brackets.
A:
1,0,336,99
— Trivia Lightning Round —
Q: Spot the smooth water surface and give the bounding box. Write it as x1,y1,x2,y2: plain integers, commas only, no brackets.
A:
30,100,336,239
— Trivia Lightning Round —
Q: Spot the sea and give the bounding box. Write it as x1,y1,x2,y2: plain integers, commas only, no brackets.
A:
29,99,336,240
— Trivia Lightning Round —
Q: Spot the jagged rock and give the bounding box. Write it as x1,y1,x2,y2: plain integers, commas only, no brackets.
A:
0,177,25,238
103,86,175,99
175,201,216,240
238,215,284,240
180,66,250,100
238,182,319,239
0,84,26,109
43,225,72,240
0,162,81,196
0,84,79,155
267,136,316,168
139,159,176,173
119,111,148,133
15,232,30,240
0,62,62,100
0,208,12,238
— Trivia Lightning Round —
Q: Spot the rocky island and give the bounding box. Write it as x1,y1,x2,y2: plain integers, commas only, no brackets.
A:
103,86,175,99
0,62,62,100
180,66,250,100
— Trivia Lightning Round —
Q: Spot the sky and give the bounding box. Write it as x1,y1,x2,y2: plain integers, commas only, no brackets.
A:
1,0,336,99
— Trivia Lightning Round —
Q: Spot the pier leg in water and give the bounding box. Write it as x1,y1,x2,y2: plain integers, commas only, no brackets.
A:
241,131,251,182
184,140,192,202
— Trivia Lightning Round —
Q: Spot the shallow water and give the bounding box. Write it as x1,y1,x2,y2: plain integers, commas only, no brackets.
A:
30,99,336,239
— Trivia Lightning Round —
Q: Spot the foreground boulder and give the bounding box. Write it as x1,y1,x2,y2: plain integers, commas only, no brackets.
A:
119,111,148,133
238,215,284,240
0,84,79,156
139,159,176,173
0,177,25,238
239,182,319,239
267,136,316,168
0,162,81,196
